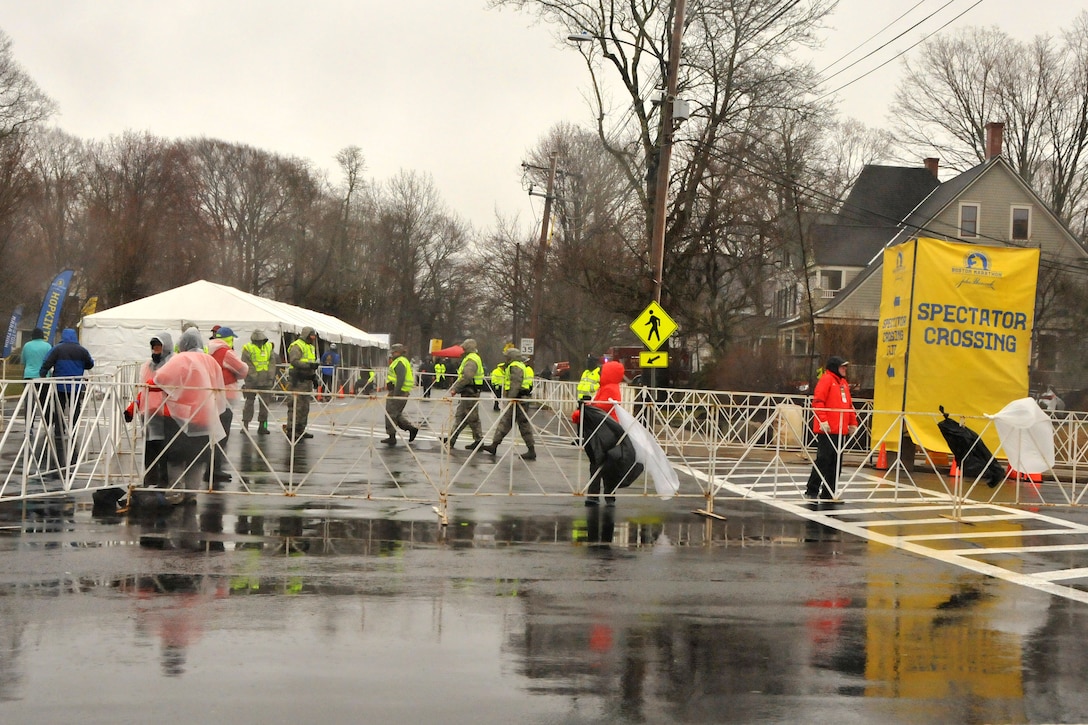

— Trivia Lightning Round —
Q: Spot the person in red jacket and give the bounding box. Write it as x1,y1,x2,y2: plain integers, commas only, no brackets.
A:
589,360,626,420
805,356,858,501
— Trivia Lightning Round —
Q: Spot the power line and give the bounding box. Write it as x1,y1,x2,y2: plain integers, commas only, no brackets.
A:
815,0,930,76
814,0,987,102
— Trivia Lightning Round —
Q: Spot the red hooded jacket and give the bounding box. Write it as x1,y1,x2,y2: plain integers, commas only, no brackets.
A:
811,367,857,435
571,360,627,424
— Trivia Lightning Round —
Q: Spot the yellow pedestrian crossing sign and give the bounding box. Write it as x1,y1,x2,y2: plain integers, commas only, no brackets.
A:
639,351,668,368
631,301,676,352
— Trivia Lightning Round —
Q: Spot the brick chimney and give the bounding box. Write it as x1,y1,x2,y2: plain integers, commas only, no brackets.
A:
923,157,939,178
985,121,1004,160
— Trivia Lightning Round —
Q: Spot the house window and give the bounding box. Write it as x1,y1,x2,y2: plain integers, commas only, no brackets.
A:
819,270,842,291
774,286,797,319
959,203,979,238
1012,206,1031,241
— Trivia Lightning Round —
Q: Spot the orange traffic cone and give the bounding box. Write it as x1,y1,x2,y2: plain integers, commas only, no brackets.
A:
316,387,324,402
875,442,887,470
337,385,345,399
1007,464,1042,483
950,457,959,477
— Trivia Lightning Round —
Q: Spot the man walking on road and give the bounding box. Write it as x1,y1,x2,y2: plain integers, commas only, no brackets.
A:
481,347,536,460
444,338,485,451
381,343,419,446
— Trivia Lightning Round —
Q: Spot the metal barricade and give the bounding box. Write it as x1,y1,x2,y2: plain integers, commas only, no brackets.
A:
2,375,1087,517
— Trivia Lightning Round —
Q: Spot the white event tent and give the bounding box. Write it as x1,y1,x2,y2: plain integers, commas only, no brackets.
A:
82,280,387,371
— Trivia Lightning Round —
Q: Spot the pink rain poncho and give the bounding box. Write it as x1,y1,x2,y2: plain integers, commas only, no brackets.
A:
153,329,227,442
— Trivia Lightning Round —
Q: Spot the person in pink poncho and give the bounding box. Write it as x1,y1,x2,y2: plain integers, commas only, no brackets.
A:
153,328,227,490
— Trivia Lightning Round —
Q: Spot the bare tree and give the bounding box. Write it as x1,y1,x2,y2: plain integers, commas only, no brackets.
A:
0,30,54,142
364,171,474,349
82,132,200,305
891,16,1088,228
25,129,87,271
187,138,309,294
490,0,836,352
0,30,55,312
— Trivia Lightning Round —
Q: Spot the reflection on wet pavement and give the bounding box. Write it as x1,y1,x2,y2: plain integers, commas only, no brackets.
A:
0,495,1085,723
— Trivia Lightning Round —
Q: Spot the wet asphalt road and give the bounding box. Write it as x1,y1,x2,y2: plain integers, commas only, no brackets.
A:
1,490,1087,725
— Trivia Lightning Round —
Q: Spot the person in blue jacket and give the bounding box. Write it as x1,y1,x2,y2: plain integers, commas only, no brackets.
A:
320,344,341,393
38,328,95,473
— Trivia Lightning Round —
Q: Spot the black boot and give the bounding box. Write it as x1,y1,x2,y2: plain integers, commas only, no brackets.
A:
464,440,483,451
408,426,419,442
380,436,396,446
520,446,537,461
481,443,497,456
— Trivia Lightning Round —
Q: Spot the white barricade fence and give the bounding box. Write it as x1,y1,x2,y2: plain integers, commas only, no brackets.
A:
2,375,1088,513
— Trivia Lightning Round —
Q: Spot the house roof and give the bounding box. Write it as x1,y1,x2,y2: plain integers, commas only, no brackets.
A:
808,165,940,269
813,156,1088,319
884,159,993,247
836,165,941,227
809,225,899,267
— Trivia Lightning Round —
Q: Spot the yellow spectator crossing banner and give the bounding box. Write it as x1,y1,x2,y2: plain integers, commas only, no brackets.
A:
872,237,1039,454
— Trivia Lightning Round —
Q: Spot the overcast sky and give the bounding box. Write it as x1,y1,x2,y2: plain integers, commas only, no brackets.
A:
0,0,1076,231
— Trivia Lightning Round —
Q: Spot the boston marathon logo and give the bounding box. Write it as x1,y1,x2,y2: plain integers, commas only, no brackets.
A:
952,250,1002,288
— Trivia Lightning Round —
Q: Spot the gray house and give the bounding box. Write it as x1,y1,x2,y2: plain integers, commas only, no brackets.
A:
776,122,1088,394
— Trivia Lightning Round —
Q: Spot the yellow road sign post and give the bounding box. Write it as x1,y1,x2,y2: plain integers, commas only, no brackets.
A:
630,301,677,352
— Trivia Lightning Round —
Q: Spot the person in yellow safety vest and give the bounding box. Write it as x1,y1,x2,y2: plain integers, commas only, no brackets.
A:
524,358,535,392
444,338,485,450
490,361,506,411
241,329,275,435
434,359,447,389
381,343,419,446
577,353,601,400
356,369,376,395
284,326,319,441
481,347,536,460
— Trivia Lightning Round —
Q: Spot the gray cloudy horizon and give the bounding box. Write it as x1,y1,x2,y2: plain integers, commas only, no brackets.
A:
0,0,1072,231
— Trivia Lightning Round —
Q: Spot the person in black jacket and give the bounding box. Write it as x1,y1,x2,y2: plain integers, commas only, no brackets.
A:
573,402,643,506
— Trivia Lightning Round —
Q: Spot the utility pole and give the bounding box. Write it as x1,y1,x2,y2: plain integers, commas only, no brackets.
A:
649,0,687,307
529,153,559,347
647,0,686,390
512,242,521,345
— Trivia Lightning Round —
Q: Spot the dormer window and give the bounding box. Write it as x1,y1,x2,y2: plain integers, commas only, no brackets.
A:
959,203,979,238
1011,206,1031,241
819,270,842,291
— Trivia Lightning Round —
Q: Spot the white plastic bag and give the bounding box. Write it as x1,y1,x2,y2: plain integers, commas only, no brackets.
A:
612,401,680,499
986,397,1054,475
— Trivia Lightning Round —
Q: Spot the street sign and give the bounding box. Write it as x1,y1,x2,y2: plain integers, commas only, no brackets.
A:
429,338,443,353
520,337,534,356
630,301,677,352
639,351,668,368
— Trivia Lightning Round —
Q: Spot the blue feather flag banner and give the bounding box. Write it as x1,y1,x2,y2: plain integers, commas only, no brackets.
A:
2,304,23,357
36,270,74,344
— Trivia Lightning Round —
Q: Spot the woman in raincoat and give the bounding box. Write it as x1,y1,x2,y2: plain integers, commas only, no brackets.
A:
153,328,227,489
